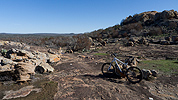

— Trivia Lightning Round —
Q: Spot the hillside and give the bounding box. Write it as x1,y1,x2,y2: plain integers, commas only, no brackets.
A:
87,10,178,42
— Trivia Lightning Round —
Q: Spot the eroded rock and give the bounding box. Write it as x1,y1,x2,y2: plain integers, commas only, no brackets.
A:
35,62,54,73
0,42,61,82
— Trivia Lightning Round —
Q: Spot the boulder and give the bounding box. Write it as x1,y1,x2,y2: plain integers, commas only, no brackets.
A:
35,62,54,73
47,53,60,63
142,69,152,79
34,51,49,63
151,70,158,77
15,62,36,74
142,69,158,80
14,62,36,81
17,74,31,82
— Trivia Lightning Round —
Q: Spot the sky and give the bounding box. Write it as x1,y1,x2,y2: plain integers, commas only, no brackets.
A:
0,0,178,34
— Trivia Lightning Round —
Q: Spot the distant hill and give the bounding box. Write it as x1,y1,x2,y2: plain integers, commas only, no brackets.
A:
0,33,77,36
87,10,178,39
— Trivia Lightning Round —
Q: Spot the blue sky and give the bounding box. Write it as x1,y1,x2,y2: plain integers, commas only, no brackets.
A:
0,0,178,33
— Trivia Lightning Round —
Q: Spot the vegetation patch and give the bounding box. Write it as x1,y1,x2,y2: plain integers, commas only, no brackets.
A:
0,77,58,100
17,80,58,100
138,60,178,75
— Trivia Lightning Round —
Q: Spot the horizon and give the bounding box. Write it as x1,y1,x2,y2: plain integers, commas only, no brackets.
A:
1,0,178,33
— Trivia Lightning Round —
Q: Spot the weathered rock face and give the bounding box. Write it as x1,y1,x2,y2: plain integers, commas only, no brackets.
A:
0,41,61,81
122,10,178,25
158,10,177,20
122,11,158,25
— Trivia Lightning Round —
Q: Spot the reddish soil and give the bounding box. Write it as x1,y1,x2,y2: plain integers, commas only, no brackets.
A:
46,43,178,100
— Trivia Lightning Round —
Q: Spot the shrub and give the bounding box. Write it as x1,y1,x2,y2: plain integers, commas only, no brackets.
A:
148,27,162,36
169,21,177,29
71,34,91,52
121,22,143,32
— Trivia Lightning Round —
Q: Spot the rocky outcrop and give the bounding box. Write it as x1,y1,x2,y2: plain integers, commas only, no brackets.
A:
88,10,178,43
122,11,158,25
0,42,61,82
122,10,178,26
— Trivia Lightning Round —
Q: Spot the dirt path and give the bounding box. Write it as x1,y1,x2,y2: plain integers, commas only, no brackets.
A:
47,50,178,100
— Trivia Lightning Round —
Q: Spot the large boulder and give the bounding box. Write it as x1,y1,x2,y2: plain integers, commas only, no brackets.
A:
14,62,36,81
15,62,36,74
35,62,54,73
